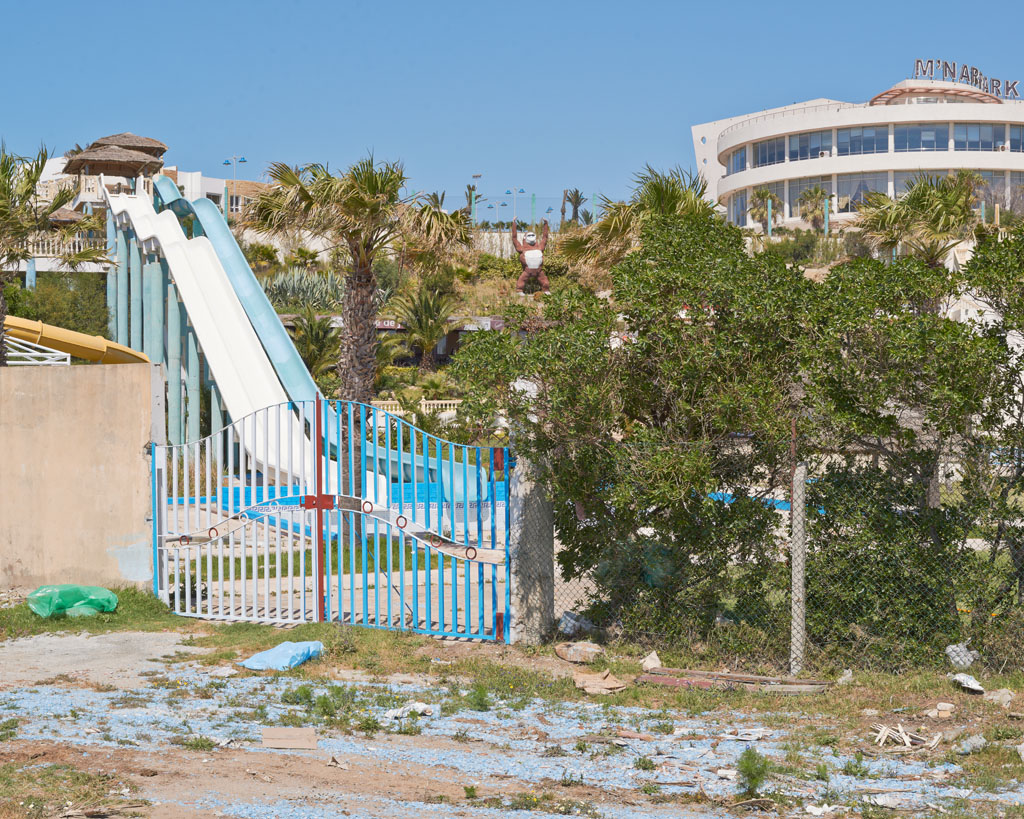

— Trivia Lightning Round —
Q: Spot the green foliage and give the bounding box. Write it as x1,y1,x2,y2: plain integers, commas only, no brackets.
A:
765,229,819,265
288,305,341,377
475,253,519,280
737,747,771,797
260,268,345,312
633,756,655,771
391,286,459,371
11,272,110,338
465,682,491,712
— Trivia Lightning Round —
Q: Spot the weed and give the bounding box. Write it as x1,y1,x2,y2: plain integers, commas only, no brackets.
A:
737,747,772,797
453,728,471,743
395,721,422,736
815,762,830,782
174,735,216,751
574,740,589,753
559,770,584,787
278,712,305,727
281,685,314,706
542,745,567,758
640,782,661,795
650,721,674,734
463,785,478,799
841,751,870,778
633,756,656,771
466,683,491,712
357,716,382,737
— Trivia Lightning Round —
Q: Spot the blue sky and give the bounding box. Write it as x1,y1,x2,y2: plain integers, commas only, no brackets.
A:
2,0,1018,210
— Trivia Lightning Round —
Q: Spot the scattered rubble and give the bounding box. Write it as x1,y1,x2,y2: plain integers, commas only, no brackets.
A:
558,611,595,637
383,702,434,721
951,672,984,694
837,669,854,686
553,641,604,664
956,734,988,755
572,668,628,695
871,723,940,750
640,651,662,672
983,688,1015,708
923,702,956,718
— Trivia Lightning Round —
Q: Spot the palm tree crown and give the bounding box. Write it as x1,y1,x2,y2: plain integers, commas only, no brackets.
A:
392,286,459,371
247,155,470,402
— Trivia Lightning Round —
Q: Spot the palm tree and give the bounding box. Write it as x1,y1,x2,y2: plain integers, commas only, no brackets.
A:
243,241,279,274
247,155,470,403
283,246,321,270
749,188,782,233
392,286,460,371
565,188,587,224
425,191,446,210
562,165,715,269
288,306,341,377
462,184,485,217
579,209,594,226
0,145,106,365
855,170,980,268
798,186,828,231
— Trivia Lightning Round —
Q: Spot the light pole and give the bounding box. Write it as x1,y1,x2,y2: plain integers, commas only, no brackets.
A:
222,155,247,216
505,187,526,224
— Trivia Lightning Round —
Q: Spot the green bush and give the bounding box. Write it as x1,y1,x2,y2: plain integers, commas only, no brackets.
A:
475,253,518,280
11,272,110,338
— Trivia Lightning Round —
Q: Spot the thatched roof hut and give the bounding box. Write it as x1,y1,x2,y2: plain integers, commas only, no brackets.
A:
63,145,164,177
90,132,168,158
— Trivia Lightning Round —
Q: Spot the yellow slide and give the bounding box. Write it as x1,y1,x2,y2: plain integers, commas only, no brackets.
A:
4,316,149,364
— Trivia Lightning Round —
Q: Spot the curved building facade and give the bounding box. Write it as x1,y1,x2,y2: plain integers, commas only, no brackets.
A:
692,64,1024,228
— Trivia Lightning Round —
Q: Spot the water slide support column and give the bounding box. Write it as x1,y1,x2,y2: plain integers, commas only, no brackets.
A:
129,232,142,351
106,210,116,339
207,360,223,435
166,280,183,446
116,228,128,345
144,257,163,364
186,321,201,443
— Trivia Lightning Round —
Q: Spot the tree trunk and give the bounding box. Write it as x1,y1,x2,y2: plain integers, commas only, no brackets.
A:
338,262,377,405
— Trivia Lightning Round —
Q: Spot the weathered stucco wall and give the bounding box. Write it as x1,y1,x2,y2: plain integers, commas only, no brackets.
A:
0,363,161,588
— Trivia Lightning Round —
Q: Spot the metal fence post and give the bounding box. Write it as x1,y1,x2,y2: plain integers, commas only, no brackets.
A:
791,461,808,676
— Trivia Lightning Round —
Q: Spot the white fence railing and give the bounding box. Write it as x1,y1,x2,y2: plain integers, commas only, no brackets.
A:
371,399,463,417
22,236,106,258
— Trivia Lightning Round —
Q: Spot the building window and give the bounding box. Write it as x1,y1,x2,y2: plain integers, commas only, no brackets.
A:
837,126,888,156
206,193,222,205
753,137,786,168
1010,125,1024,152
894,123,948,152
230,195,242,214
788,176,832,218
726,147,746,176
837,172,888,213
788,130,832,162
954,123,1006,151
728,191,747,226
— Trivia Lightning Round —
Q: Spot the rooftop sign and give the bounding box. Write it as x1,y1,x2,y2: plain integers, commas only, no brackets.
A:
912,59,1019,99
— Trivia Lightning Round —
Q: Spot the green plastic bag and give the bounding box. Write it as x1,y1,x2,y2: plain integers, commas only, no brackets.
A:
27,585,118,618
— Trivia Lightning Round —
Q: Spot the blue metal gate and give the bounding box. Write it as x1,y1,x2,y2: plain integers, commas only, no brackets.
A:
152,399,511,641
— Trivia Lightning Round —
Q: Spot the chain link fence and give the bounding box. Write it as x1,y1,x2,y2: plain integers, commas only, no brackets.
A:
537,441,1024,676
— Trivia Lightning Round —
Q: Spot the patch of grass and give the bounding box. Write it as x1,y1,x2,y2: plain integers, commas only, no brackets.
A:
841,751,870,778
559,770,584,787
0,719,18,741
640,782,661,795
574,740,589,753
815,762,829,781
0,762,135,816
281,685,314,706
541,745,567,758
357,716,382,737
633,756,655,771
649,721,674,734
174,735,216,751
452,728,471,743
0,587,180,641
395,721,422,736
465,683,491,712
505,792,600,815
463,785,478,799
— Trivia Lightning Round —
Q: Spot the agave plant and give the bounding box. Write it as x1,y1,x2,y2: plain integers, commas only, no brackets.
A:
260,268,345,311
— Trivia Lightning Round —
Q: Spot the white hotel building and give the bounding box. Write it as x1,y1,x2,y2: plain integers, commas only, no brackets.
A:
692,61,1024,229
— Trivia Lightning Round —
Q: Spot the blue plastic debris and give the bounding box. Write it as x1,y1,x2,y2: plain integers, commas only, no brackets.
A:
238,641,324,671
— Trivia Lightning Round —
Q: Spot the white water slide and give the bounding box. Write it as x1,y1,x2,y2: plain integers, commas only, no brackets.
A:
103,185,315,483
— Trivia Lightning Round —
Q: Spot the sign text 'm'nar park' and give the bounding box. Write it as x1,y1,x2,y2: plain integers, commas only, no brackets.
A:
913,59,1019,99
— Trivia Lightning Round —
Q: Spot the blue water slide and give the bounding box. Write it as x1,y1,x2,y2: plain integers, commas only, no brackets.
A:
151,175,325,412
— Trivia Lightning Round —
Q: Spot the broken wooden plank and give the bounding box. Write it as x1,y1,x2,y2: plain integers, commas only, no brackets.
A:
647,666,831,688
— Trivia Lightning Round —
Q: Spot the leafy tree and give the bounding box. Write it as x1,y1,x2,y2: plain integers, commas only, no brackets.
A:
242,241,279,273
0,145,106,364
461,184,485,217
288,305,341,378
749,187,782,233
579,208,594,226
565,188,586,224
11,272,109,338
247,155,470,403
561,165,715,270
283,246,321,271
453,214,803,641
855,171,979,267
798,185,828,231
392,286,459,371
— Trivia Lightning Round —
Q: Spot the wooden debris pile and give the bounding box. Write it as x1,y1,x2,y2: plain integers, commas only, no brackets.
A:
871,723,941,751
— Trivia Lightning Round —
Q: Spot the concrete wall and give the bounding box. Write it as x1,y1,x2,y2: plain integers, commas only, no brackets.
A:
0,363,162,589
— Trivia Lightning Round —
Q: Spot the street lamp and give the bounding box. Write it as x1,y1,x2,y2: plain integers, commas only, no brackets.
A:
505,187,526,223
223,155,246,215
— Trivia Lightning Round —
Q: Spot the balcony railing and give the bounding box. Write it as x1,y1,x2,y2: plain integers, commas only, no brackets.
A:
371,399,463,417
23,236,106,258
